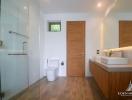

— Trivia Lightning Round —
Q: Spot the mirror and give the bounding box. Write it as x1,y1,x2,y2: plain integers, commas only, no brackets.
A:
103,0,132,49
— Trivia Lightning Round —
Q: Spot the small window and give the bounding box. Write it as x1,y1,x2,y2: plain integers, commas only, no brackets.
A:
48,22,61,32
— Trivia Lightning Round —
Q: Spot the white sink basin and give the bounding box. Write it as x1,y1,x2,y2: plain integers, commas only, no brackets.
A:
101,57,128,65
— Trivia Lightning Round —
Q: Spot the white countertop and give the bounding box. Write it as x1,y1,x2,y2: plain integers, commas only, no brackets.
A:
93,60,132,72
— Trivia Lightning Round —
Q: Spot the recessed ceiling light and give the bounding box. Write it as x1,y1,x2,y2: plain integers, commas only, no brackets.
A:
97,2,102,8
24,6,28,10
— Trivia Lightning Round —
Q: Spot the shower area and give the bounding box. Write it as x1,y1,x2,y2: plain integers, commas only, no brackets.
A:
0,0,40,100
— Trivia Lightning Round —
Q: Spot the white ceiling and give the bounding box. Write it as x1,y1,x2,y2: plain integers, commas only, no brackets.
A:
39,0,116,14
111,0,132,13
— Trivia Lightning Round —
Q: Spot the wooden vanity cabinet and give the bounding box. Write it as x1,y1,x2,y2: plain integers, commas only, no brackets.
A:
90,61,109,98
90,60,132,100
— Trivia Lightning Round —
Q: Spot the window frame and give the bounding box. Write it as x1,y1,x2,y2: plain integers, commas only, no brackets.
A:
48,21,61,32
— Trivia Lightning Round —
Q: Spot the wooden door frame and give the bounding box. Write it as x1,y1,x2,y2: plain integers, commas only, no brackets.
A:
66,21,86,77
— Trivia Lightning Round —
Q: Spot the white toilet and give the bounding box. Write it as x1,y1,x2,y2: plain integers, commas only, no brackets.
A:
46,59,59,81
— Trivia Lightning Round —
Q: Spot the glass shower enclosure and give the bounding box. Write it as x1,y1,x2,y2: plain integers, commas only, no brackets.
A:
0,0,29,99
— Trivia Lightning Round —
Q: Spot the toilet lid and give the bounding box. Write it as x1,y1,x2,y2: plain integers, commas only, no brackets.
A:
48,59,59,67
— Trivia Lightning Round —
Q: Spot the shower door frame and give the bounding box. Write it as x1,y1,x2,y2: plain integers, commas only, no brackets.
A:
0,0,3,99
0,0,2,99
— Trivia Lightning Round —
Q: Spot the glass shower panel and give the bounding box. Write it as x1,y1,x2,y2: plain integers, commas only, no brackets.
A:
0,0,29,100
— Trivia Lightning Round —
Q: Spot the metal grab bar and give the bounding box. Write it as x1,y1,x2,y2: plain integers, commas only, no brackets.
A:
8,53,27,55
9,30,29,38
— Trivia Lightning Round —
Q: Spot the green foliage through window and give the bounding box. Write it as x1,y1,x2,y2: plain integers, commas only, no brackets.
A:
48,22,61,32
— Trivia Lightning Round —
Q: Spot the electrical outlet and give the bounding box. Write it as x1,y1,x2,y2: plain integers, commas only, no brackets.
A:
97,50,100,54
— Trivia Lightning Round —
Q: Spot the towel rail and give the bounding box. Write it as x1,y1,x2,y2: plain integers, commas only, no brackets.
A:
9,30,29,38
8,53,27,55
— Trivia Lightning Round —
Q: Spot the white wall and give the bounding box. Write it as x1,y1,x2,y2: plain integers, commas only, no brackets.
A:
42,13,102,77
103,16,119,49
103,13,132,49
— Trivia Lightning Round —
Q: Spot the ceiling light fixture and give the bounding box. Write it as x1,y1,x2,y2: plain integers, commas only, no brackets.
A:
97,2,102,8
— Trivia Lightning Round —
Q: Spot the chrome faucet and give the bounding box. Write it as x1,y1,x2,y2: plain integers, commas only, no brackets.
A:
108,50,113,57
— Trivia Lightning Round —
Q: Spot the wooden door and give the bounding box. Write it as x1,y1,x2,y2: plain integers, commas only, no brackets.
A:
67,21,85,77
119,21,132,47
